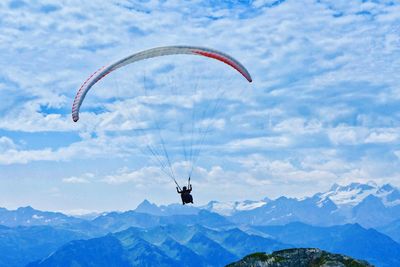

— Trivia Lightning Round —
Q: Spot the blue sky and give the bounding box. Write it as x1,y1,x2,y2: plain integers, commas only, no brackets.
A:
0,0,399,214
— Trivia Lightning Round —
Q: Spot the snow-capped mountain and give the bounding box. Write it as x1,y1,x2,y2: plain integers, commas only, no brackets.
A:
134,199,199,216
316,182,400,208
227,182,400,228
201,199,269,216
5,182,397,229
0,206,83,227
133,199,269,217
123,182,400,228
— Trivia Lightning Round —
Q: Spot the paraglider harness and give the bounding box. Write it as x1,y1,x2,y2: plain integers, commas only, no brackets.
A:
176,177,193,205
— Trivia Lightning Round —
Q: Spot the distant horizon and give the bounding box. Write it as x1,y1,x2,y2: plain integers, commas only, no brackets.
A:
0,180,396,215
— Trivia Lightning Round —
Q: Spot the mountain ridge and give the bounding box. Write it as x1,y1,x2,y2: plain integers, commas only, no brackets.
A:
226,248,373,267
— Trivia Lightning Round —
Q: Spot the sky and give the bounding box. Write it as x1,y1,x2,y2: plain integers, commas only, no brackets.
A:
0,0,399,214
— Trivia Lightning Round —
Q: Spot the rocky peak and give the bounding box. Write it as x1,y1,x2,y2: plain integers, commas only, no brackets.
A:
134,199,161,215
226,248,373,267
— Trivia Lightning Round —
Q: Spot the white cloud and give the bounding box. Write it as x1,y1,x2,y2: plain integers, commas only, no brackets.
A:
327,126,399,146
273,118,322,134
0,134,137,165
62,173,94,184
327,125,366,146
226,136,291,151
197,118,225,131
365,130,398,143
0,136,17,151
62,176,90,184
102,166,165,185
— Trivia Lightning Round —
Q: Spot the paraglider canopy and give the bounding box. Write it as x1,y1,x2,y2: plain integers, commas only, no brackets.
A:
72,45,252,122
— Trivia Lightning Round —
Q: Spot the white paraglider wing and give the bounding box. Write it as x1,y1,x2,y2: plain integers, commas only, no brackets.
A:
72,46,252,122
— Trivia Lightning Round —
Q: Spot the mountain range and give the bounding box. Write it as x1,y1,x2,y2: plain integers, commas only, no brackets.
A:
128,182,400,229
4,182,399,230
205,182,400,228
0,206,83,227
23,221,398,267
28,225,290,267
1,182,400,266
